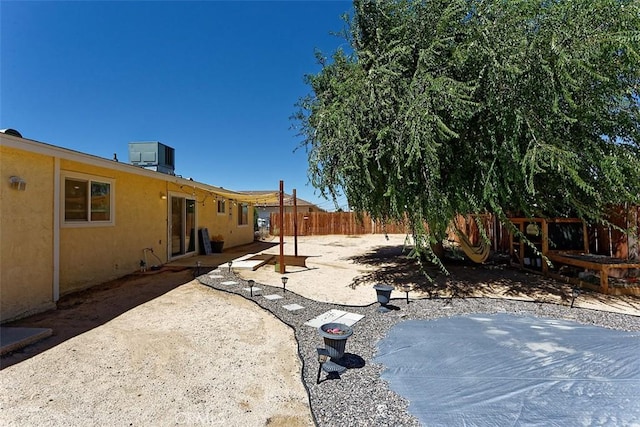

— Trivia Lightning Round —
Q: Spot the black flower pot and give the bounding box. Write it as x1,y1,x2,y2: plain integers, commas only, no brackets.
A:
373,284,394,312
319,323,353,359
210,241,224,253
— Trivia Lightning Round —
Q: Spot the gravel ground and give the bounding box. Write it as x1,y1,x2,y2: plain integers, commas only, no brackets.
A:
198,270,640,427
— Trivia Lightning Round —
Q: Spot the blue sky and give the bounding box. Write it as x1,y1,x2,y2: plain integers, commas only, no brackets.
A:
1,0,352,211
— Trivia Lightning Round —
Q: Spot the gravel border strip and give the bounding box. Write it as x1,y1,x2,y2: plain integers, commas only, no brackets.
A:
197,270,640,427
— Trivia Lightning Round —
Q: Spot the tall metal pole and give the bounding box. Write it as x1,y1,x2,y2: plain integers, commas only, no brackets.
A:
279,180,285,274
293,189,298,257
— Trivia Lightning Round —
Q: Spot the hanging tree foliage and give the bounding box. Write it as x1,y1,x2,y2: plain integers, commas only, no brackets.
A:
295,0,640,270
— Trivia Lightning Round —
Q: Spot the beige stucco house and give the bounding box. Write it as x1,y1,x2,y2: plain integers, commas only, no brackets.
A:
0,132,277,322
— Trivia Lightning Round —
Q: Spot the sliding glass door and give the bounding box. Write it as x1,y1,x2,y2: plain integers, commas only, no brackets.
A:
170,196,196,257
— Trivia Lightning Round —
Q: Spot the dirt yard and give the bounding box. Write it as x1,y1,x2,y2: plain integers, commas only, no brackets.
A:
1,269,314,426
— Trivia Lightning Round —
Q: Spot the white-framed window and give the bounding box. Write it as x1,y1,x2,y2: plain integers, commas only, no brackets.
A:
238,203,248,225
62,173,114,227
217,199,226,215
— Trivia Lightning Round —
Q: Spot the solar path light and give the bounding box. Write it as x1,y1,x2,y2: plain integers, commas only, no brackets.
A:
281,276,289,294
401,284,411,304
571,287,580,308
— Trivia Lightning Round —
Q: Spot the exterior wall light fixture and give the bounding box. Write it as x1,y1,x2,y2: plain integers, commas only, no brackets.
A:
9,176,26,191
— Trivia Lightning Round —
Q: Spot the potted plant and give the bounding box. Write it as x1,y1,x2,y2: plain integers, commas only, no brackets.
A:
210,234,225,253
318,323,353,360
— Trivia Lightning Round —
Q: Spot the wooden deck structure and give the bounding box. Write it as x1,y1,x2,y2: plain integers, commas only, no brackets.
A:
509,217,640,295
546,252,640,295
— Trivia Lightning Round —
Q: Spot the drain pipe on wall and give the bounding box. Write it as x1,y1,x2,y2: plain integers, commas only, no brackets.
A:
142,247,163,270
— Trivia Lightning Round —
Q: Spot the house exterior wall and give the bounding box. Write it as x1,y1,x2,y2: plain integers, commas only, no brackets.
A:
58,159,171,294
194,197,254,250
1,145,56,320
235,213,255,247
1,135,255,322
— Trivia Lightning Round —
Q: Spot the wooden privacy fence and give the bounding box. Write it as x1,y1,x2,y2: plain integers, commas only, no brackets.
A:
270,207,639,260
269,211,579,255
269,211,495,242
270,212,407,236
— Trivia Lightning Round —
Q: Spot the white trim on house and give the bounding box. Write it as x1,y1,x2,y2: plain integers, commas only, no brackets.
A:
167,191,199,261
53,157,60,302
60,171,116,228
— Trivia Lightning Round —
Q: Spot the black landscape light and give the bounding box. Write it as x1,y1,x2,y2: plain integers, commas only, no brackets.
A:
227,260,233,272
571,287,580,308
281,276,289,293
401,284,411,305
248,279,255,297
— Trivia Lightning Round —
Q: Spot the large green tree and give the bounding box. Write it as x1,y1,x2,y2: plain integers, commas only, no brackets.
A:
295,0,640,269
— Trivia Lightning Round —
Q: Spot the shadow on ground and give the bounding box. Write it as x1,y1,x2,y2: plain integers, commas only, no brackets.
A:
1,240,279,370
0,268,201,370
348,244,576,303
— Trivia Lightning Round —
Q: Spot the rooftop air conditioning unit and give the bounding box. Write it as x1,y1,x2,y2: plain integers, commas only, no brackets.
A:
128,141,175,175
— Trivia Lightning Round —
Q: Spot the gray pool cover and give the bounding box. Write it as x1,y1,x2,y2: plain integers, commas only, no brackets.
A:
375,314,640,426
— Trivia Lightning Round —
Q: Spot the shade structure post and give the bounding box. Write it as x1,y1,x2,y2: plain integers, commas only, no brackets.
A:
293,189,298,257
279,180,285,274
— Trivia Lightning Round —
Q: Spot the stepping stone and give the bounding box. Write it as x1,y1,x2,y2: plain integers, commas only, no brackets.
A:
339,312,365,326
220,281,238,286
263,294,283,300
208,274,224,279
304,309,347,327
305,309,365,327
283,303,304,311
243,287,262,293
